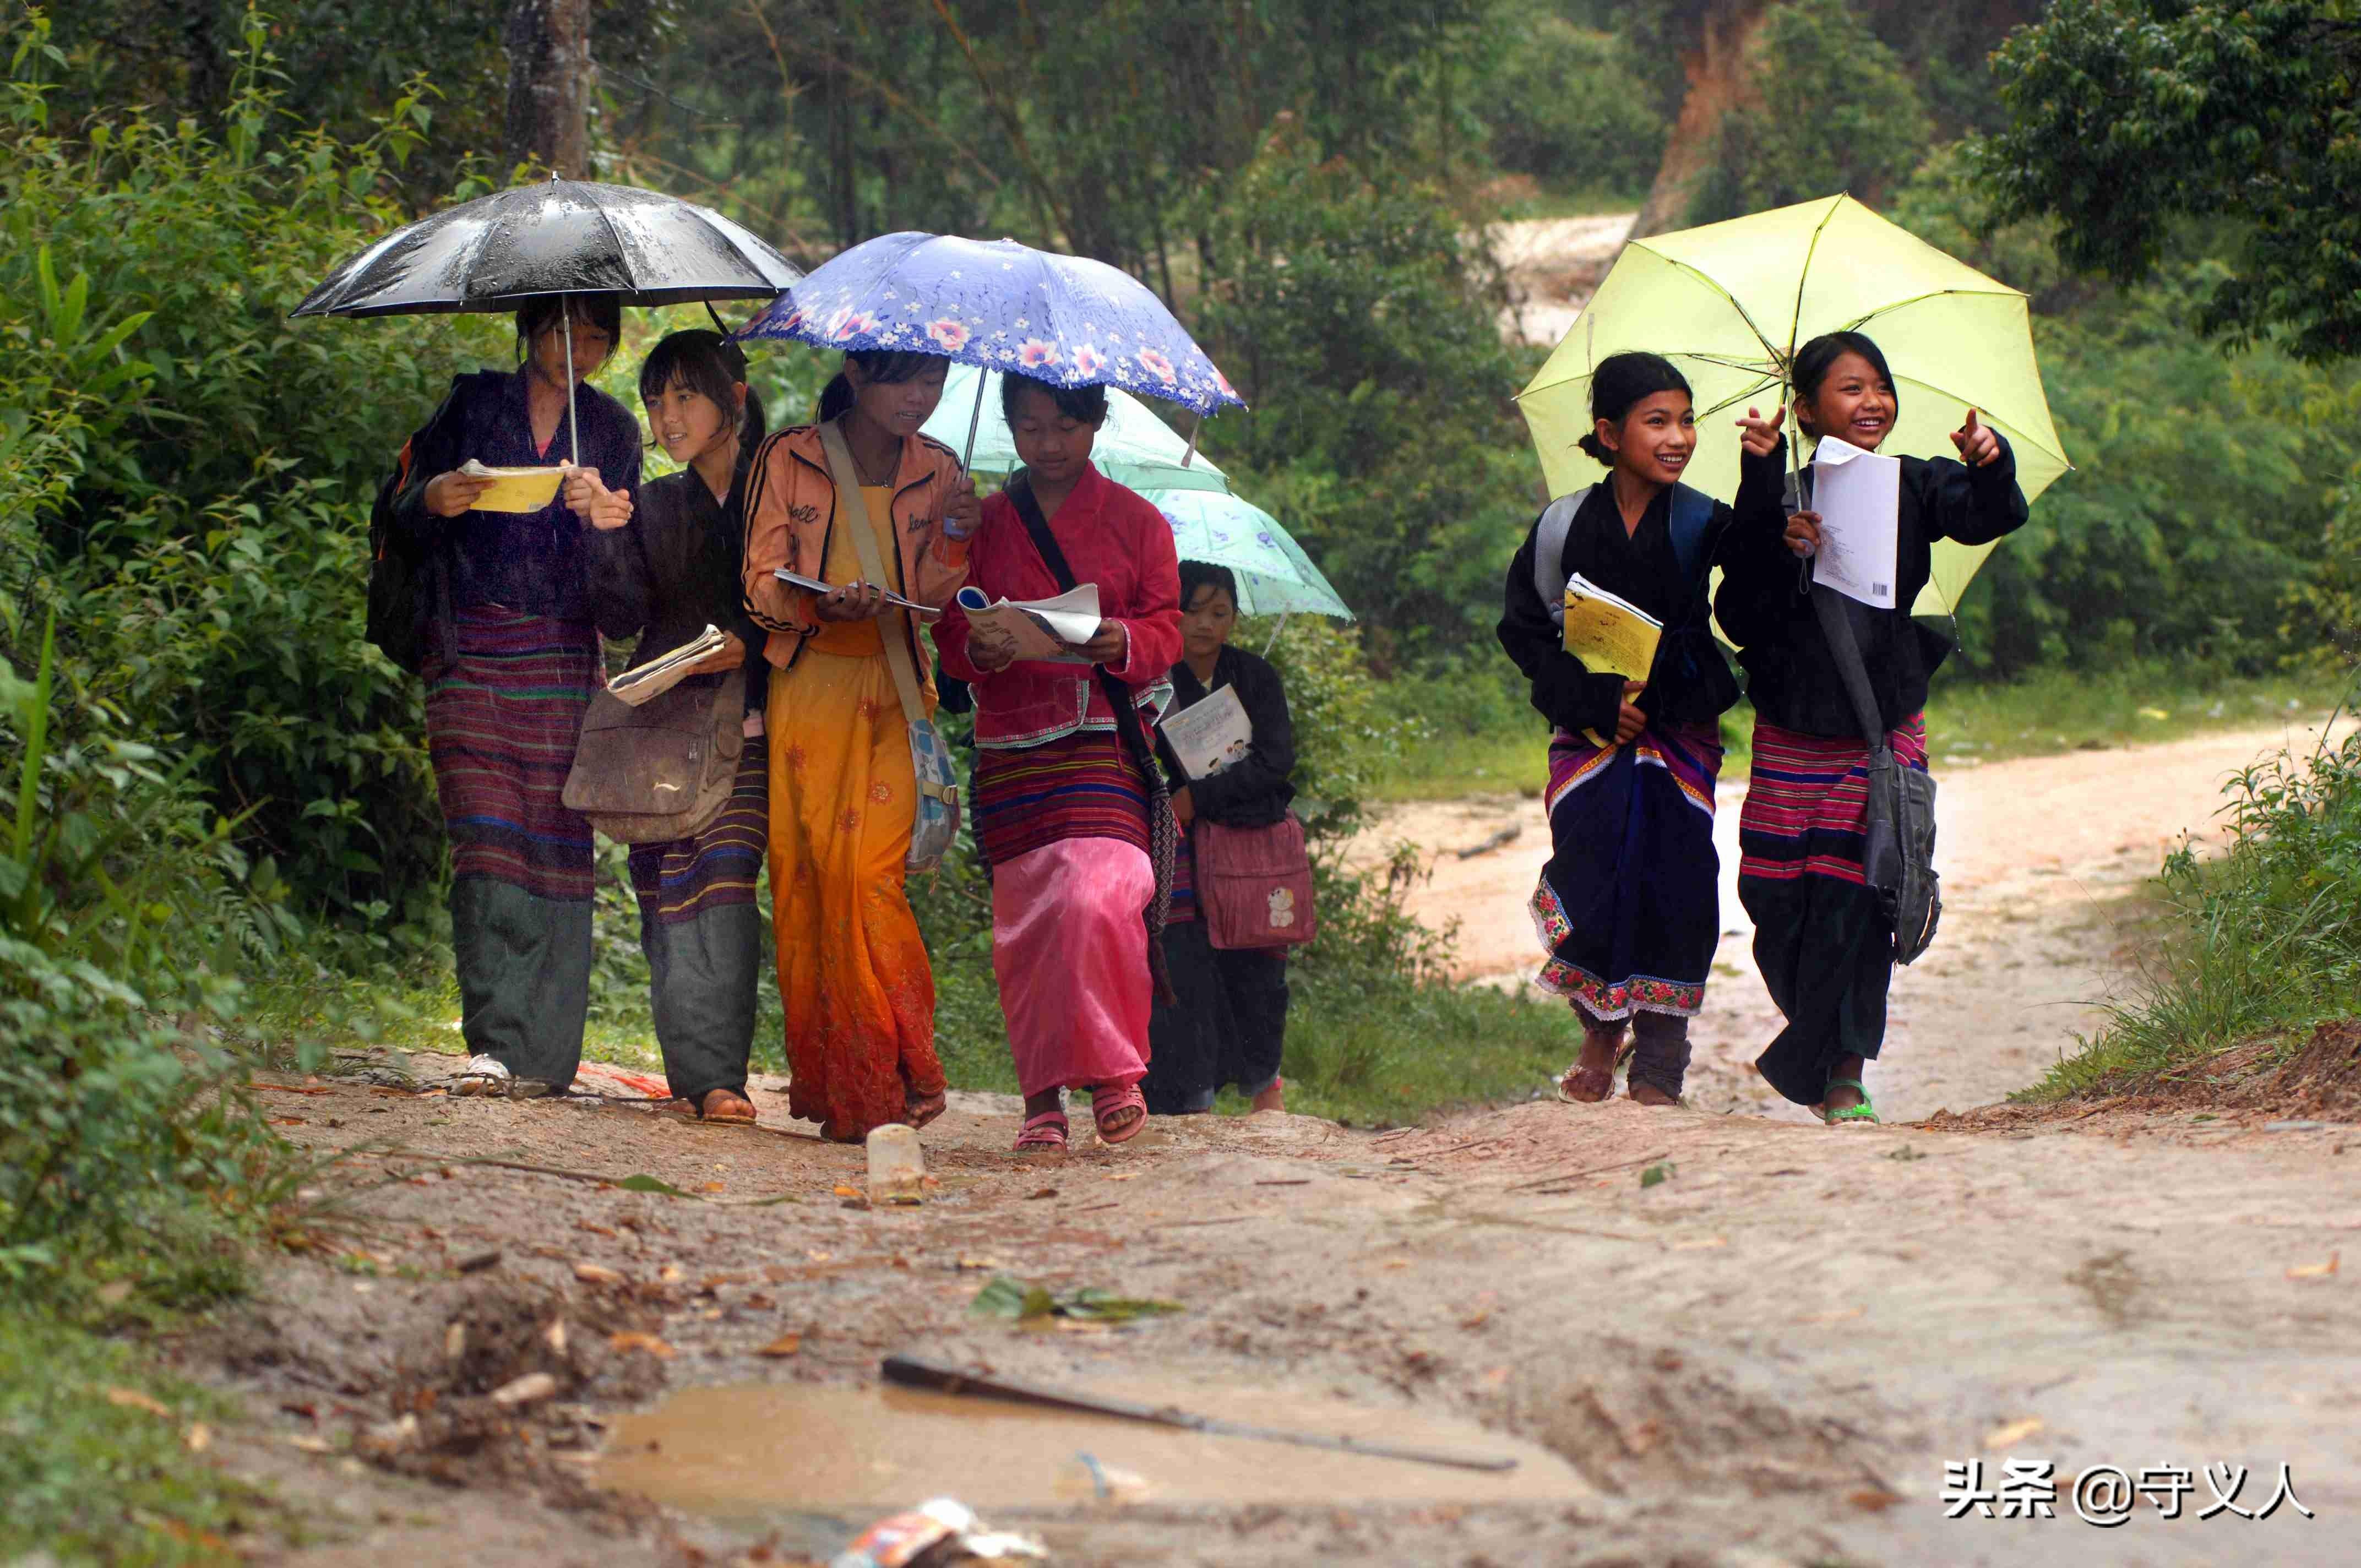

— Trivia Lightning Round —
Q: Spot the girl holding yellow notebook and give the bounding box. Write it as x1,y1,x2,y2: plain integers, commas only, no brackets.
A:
1495,352,1740,1107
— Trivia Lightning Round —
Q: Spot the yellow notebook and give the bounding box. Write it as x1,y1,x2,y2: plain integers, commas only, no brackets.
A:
459,460,565,513
1561,573,1662,682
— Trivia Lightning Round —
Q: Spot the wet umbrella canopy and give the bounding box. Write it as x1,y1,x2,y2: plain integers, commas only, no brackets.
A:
295,178,801,465
293,179,802,318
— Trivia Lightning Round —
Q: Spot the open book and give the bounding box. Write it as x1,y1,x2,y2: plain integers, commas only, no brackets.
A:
1159,684,1253,781
1561,573,1662,682
459,459,565,514
607,624,726,707
954,583,1100,666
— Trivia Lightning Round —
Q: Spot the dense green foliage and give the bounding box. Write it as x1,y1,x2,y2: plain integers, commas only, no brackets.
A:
2034,724,2361,1099
1688,0,1934,225
1474,6,1665,202
1978,0,2361,364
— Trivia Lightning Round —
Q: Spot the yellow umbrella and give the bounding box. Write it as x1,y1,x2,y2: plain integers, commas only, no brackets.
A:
1517,194,2069,616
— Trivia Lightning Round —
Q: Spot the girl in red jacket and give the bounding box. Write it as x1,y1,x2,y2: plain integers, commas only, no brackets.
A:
935,373,1183,1153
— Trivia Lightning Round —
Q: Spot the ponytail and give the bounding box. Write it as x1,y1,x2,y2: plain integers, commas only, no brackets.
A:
740,385,768,449
816,373,855,424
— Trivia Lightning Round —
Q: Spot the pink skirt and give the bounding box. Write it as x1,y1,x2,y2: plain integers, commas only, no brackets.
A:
992,836,1154,1098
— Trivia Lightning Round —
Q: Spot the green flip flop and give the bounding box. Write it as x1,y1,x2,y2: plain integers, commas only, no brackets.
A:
1821,1076,1879,1125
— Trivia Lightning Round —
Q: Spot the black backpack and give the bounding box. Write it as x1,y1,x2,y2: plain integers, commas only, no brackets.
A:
366,379,466,674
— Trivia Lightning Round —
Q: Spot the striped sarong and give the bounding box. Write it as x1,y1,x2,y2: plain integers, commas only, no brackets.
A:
1737,716,1930,888
425,608,599,902
1530,720,1723,1020
627,741,768,924
972,728,1149,867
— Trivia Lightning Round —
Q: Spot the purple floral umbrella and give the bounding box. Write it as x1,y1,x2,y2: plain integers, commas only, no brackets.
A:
736,231,1242,461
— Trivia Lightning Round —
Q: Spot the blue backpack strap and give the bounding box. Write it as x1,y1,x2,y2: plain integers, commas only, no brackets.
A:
1665,483,1718,588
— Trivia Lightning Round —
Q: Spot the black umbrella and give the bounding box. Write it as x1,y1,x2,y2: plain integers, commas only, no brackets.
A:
295,177,802,463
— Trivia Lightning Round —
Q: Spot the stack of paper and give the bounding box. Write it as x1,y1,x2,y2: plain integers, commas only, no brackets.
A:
954,584,1101,665
608,624,726,707
1561,573,1663,681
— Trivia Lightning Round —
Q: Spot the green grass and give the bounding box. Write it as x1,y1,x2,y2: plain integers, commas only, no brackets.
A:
0,1311,264,1564
2017,722,2361,1102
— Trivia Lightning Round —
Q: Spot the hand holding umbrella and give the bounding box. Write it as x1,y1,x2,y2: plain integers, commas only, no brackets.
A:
561,466,633,531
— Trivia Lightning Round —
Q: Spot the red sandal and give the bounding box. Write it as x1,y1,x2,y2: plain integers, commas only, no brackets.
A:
1090,1082,1148,1145
1014,1109,1068,1153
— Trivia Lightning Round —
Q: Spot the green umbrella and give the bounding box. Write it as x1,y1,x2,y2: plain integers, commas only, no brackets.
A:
1518,194,2070,615
923,363,1231,494
1137,487,1353,620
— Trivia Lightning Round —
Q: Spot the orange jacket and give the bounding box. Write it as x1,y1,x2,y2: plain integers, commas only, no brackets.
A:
739,421,972,672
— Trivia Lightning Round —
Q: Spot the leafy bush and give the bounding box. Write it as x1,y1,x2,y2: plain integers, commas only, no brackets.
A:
1,7,503,933
1476,8,1664,201
2035,726,2361,1098
1688,0,1934,226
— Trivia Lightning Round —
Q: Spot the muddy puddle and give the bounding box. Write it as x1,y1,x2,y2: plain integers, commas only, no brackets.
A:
597,1378,1586,1517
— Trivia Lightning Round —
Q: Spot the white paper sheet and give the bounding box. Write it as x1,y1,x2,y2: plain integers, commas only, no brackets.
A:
1809,435,1902,610
1158,684,1253,780
607,624,726,707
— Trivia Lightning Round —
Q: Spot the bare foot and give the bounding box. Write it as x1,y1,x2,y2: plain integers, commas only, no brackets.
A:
905,1089,948,1129
1626,1080,1680,1107
1250,1079,1286,1114
698,1088,758,1124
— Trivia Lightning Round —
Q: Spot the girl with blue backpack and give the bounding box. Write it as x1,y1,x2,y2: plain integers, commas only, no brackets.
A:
1497,352,1740,1107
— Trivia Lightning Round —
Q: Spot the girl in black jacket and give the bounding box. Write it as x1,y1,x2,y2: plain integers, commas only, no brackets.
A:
1497,352,1740,1107
1718,330,2028,1123
1143,563,1299,1116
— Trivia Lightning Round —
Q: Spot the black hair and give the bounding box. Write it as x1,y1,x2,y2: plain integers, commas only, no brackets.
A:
514,293,622,365
1000,371,1109,428
1178,561,1238,613
1577,351,1693,464
1790,330,1897,437
817,349,943,424
640,329,766,450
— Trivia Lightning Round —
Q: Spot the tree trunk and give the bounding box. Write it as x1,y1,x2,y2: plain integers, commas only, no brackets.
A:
504,0,594,178
1629,0,1771,239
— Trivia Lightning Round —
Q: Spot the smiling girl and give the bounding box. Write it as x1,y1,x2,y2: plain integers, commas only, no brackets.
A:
738,350,981,1142
1497,352,1740,1108
563,330,770,1125
1718,330,2028,1124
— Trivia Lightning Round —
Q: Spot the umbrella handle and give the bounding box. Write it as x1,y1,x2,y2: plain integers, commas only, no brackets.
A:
1261,612,1290,659
960,371,987,471
564,291,580,469
1181,411,1201,468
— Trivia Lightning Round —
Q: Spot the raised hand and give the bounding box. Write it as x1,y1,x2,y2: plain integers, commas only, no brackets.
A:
1951,407,2001,468
1735,403,1787,458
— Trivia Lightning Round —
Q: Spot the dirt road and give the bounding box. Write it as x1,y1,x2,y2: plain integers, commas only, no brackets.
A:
191,722,2360,1567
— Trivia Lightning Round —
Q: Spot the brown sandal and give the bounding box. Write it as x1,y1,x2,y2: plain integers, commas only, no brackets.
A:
699,1088,758,1125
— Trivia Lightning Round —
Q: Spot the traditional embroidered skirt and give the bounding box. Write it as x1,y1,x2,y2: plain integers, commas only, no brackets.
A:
1529,720,1723,1021
628,736,768,1102
971,727,1151,866
1737,715,1929,1104
975,729,1155,1098
424,608,599,1082
767,645,943,1139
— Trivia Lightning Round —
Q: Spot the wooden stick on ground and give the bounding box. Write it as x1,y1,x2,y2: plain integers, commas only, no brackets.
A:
881,1354,1517,1473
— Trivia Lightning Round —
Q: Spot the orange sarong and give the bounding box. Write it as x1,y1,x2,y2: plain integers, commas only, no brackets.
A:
765,486,944,1139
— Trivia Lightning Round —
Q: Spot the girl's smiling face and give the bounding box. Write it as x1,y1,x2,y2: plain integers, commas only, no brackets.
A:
1007,384,1098,487
1597,389,1695,483
847,357,949,439
646,378,740,465
1799,351,1896,451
